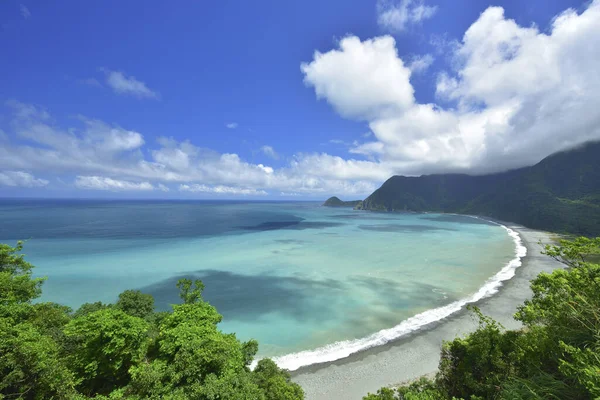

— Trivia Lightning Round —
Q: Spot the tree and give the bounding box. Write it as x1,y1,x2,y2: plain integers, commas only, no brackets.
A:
436,307,524,399
363,378,443,400
0,243,304,399
176,278,205,304
0,242,44,309
252,359,304,400
116,289,155,319
64,308,149,395
0,319,76,399
364,236,600,400
73,301,112,318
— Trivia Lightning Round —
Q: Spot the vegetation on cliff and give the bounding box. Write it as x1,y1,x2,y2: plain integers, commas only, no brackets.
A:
0,242,304,399
364,236,600,400
323,196,363,207
357,142,600,236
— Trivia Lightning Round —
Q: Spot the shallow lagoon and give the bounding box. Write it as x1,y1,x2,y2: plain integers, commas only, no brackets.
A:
0,200,515,367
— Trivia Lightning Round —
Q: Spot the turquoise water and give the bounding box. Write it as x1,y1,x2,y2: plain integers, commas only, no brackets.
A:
0,200,517,368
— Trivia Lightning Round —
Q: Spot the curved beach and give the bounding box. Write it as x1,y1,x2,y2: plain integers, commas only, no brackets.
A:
292,224,564,400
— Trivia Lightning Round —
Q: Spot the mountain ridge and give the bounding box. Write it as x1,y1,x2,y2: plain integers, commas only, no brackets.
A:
354,142,600,235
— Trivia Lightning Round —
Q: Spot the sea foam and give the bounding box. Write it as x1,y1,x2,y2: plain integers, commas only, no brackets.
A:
267,220,527,371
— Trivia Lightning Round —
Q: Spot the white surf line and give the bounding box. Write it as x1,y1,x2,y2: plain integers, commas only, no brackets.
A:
259,216,527,372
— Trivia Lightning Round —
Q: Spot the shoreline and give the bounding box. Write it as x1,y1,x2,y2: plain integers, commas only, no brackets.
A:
291,224,565,400
272,218,525,371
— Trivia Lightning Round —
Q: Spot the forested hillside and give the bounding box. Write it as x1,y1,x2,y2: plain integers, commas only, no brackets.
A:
357,142,600,235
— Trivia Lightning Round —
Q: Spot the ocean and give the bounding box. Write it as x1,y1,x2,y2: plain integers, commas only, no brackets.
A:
0,199,521,370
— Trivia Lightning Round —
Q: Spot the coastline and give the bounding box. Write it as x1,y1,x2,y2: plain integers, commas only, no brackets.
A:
291,224,565,400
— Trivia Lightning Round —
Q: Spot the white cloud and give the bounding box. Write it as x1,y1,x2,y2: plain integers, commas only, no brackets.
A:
301,36,414,120
377,0,437,32
20,4,30,19
329,139,346,144
0,171,48,187
290,153,391,181
408,53,434,73
179,184,267,196
257,164,274,174
10,0,598,201
0,102,377,197
260,145,279,159
157,183,170,192
6,99,49,121
104,70,159,99
226,122,238,129
301,1,600,175
75,176,154,191
349,141,385,157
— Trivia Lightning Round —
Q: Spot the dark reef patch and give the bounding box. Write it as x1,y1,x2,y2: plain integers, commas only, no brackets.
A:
239,220,343,231
419,214,496,226
357,224,457,233
142,270,345,322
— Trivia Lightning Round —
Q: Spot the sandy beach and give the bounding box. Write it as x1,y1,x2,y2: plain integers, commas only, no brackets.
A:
292,224,565,400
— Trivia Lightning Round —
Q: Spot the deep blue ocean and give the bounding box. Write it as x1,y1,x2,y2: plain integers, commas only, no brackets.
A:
0,199,518,369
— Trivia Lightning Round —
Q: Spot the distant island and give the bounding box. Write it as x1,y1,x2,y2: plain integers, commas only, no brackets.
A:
323,196,363,207
344,141,600,236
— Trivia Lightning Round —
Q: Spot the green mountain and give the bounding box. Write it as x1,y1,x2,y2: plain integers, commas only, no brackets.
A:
323,196,362,207
357,141,600,235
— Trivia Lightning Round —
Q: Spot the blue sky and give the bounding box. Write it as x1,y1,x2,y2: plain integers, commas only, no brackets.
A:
1,0,598,199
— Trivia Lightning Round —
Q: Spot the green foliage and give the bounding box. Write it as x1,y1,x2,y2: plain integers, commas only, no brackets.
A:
253,359,305,400
64,308,150,395
115,289,155,319
363,387,397,400
0,319,76,399
363,378,445,400
358,141,600,236
73,301,112,318
0,242,44,308
437,307,522,399
0,242,303,399
322,196,362,207
176,278,205,304
242,339,259,367
364,236,600,400
541,236,600,267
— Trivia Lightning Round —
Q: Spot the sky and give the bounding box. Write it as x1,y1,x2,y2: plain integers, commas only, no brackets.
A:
1,0,599,199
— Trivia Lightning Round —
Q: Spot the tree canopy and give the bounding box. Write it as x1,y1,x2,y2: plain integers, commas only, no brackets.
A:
363,236,600,399
0,242,304,400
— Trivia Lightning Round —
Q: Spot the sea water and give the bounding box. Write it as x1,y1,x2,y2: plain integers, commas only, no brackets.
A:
0,199,520,370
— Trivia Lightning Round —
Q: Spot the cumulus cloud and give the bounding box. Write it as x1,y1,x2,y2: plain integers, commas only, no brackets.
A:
301,36,414,120
260,145,279,159
377,0,437,32
0,171,48,187
5,3,597,198
75,176,154,191
302,1,600,175
104,70,159,99
226,122,238,129
179,184,267,196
